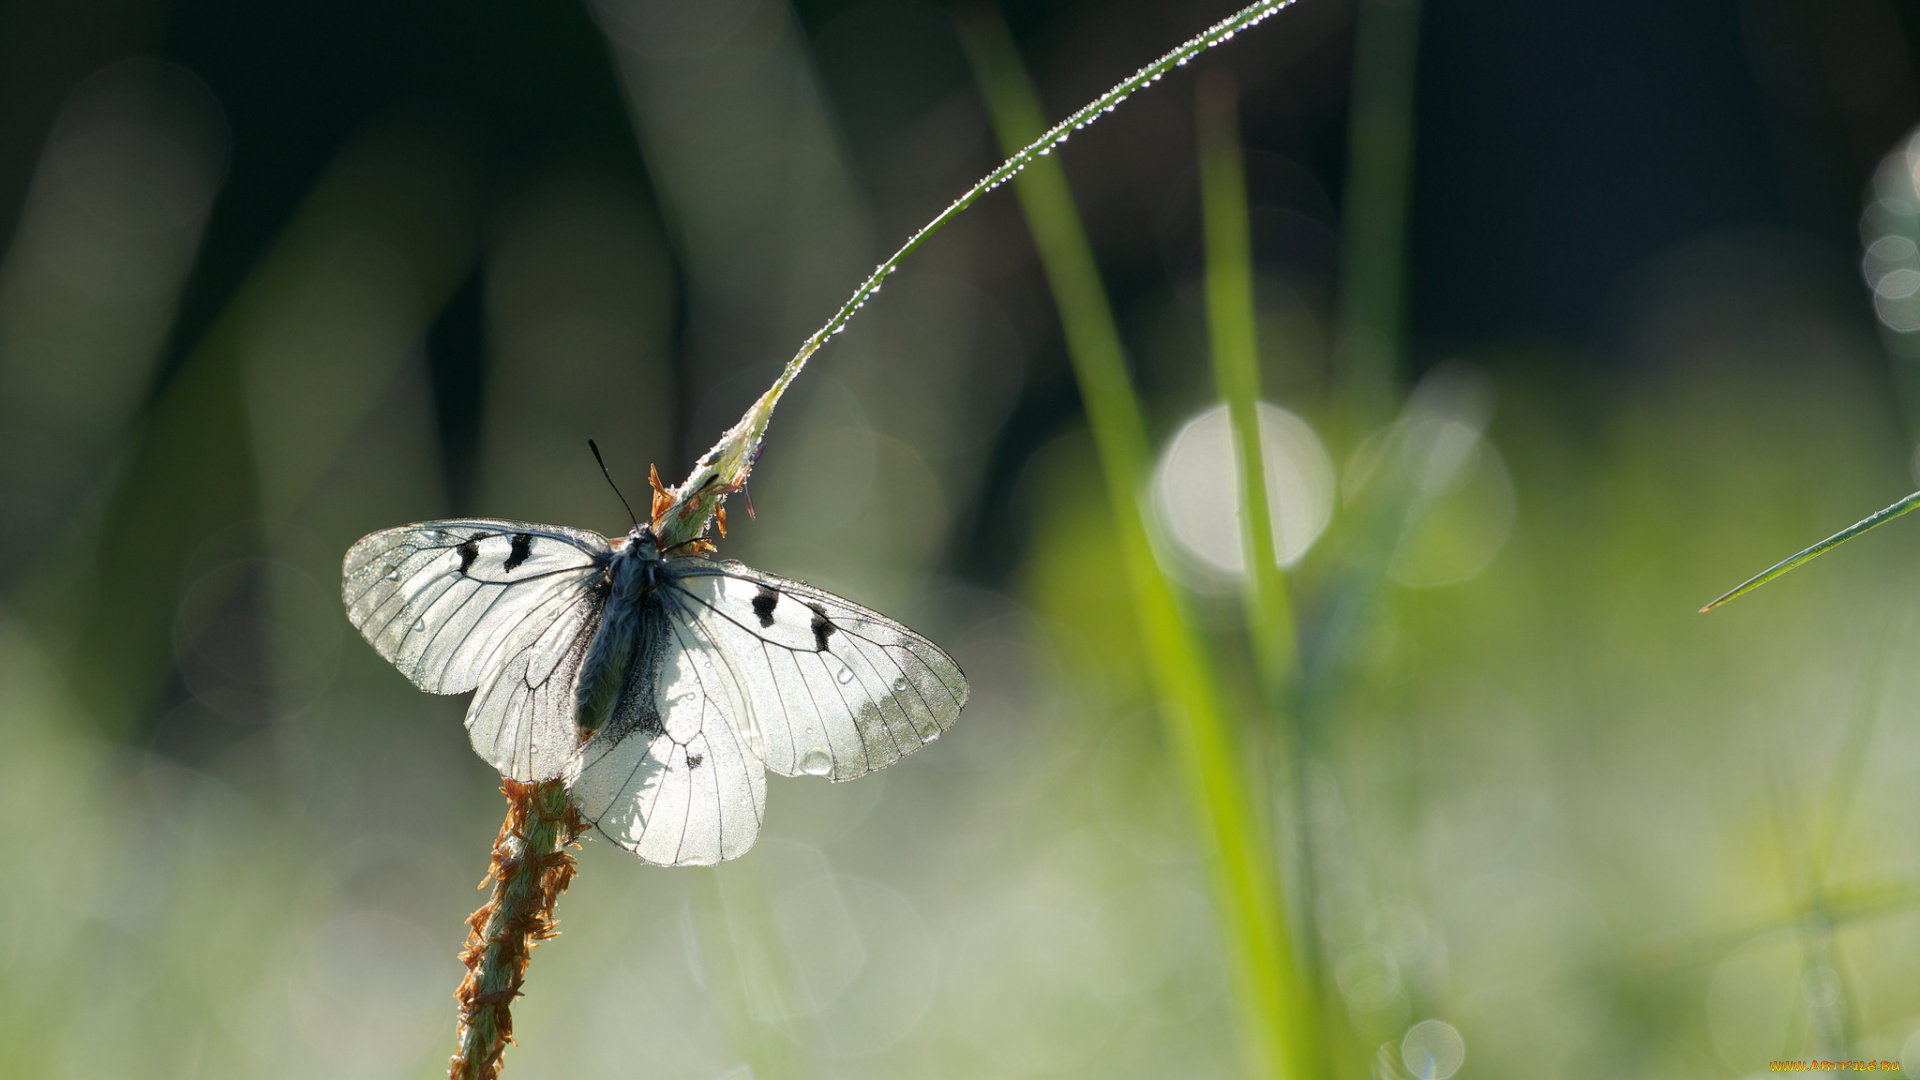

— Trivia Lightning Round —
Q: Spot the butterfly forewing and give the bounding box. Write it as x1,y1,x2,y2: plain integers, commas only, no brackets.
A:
343,519,611,694
569,618,767,866
665,560,969,782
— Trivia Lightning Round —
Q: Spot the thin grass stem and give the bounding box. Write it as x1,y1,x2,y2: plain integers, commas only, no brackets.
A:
1335,0,1424,430
1699,490,1920,611
651,0,1303,545
770,0,1300,399
1197,72,1300,704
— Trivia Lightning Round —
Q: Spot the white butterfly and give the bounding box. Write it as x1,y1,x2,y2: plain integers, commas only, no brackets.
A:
342,519,968,866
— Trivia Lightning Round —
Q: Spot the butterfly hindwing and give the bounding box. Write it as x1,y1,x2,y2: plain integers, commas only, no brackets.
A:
568,615,767,866
463,575,602,782
343,519,611,694
664,560,969,782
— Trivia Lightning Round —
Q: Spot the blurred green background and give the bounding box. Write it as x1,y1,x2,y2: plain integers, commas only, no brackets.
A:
7,0,1920,1077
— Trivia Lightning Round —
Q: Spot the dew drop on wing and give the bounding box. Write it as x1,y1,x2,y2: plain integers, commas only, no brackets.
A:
384,567,399,581
800,748,832,776
891,677,910,693
836,665,855,685
413,617,426,631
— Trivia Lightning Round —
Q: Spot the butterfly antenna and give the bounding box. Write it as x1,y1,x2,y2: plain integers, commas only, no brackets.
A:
588,439,641,527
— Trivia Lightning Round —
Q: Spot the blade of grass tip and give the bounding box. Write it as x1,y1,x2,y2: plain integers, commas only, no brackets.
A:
1699,490,1920,611
960,12,1297,1080
1197,71,1320,1080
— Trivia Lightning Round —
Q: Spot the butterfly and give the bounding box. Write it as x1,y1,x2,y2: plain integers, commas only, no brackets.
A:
341,518,968,866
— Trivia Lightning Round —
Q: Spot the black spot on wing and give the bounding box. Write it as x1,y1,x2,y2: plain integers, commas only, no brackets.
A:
808,602,834,652
505,532,533,572
752,585,779,628
686,752,703,769
456,538,480,575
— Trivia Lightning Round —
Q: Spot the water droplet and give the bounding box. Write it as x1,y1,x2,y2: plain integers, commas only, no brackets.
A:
413,617,426,632
892,677,910,693
385,567,399,581
1177,57,1189,66
836,665,855,685
801,749,832,776
920,729,939,744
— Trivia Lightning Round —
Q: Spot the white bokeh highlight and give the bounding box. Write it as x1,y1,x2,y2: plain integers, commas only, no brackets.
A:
1152,402,1335,576
1861,125,1920,349
1401,1018,1465,1080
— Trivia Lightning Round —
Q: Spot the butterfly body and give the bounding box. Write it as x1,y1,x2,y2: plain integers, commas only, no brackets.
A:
343,517,967,865
574,526,666,741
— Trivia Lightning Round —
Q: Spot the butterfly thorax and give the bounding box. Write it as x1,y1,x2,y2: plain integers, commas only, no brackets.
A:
574,525,673,739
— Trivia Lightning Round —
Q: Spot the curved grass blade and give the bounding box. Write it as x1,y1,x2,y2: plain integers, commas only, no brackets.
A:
651,0,1302,548
1699,490,1920,612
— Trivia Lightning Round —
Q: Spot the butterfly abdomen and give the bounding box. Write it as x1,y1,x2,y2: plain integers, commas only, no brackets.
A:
576,547,655,738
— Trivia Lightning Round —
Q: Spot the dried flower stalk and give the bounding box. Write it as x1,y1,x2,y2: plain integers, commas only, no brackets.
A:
449,779,588,1080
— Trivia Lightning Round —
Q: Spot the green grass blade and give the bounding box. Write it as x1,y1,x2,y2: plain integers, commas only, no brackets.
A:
1197,73,1299,702
1196,73,1318,1079
964,16,1301,1079
1698,490,1920,612
1335,0,1425,428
